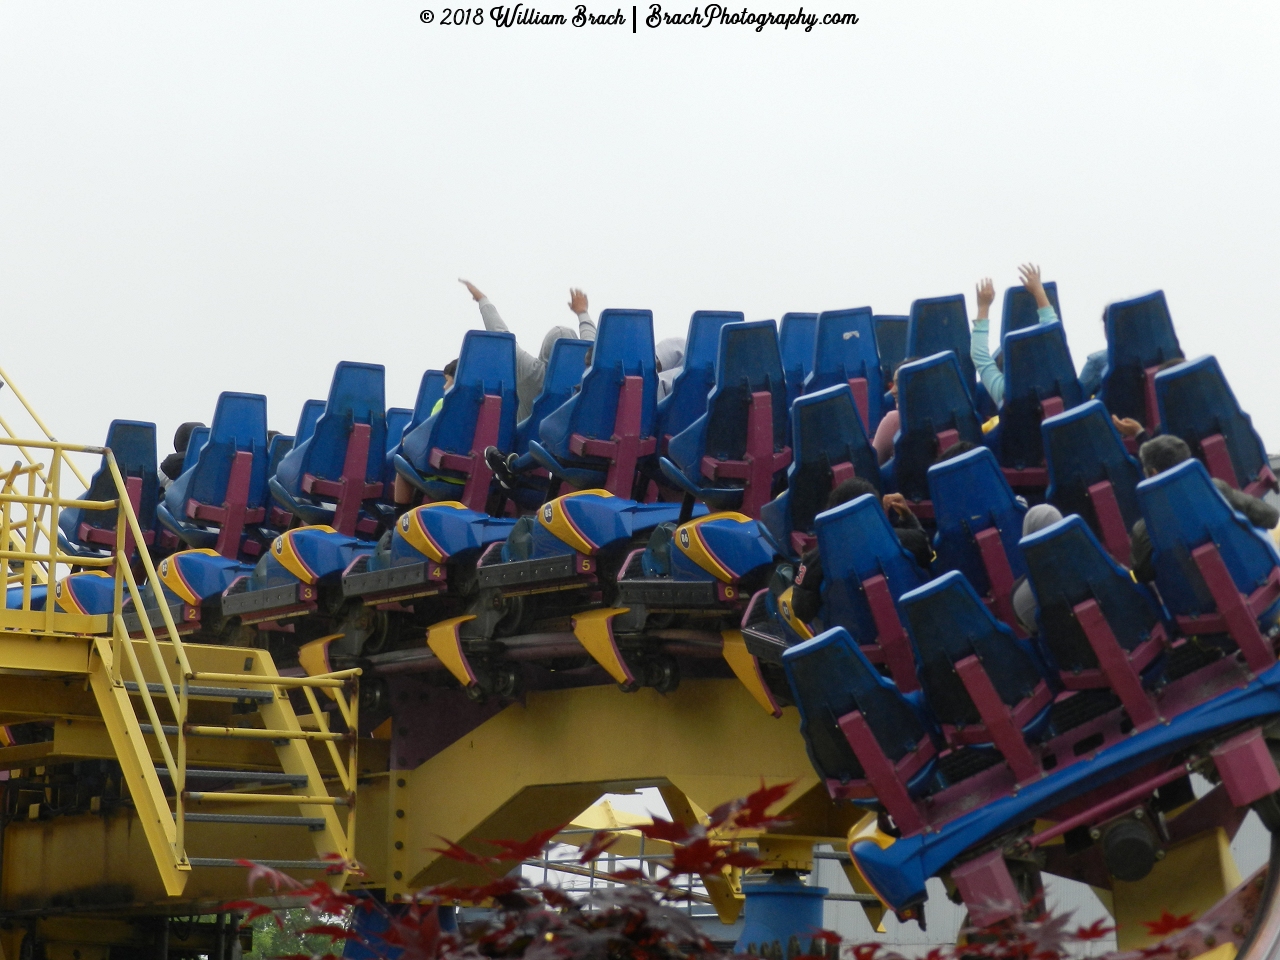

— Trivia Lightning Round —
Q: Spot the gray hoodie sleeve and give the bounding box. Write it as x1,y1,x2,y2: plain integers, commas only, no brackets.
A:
576,311,597,342
478,297,541,387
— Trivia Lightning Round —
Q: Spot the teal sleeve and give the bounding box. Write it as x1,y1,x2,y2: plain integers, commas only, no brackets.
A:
970,318,1004,407
1038,305,1059,325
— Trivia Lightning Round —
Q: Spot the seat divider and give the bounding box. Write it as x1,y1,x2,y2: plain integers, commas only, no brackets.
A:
1191,543,1277,674
862,574,919,692
1143,364,1162,434
1040,395,1064,420
1087,479,1131,565
742,390,788,518
214,450,254,558
953,654,1041,784
459,394,503,513
1200,434,1238,490
1245,464,1280,500
329,423,372,537
837,710,925,835
1073,598,1160,730
974,528,1019,634
847,377,870,433
605,375,645,498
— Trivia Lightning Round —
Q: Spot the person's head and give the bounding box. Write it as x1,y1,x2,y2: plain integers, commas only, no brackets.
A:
267,429,280,443
173,421,205,454
540,326,577,363
1138,435,1191,478
1022,503,1063,537
890,357,919,401
655,337,685,374
827,476,878,510
937,440,977,462
443,358,458,391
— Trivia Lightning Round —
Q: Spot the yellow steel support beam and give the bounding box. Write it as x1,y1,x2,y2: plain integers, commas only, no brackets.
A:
0,634,92,674
395,678,823,898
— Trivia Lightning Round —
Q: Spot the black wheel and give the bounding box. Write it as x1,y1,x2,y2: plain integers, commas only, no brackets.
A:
492,663,520,699
645,654,680,694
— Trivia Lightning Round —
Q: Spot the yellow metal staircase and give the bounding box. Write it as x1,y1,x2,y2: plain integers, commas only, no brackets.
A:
0,366,359,897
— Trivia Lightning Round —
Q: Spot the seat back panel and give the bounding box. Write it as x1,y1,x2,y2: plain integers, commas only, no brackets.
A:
1156,355,1271,493
1000,322,1082,469
928,447,1028,597
892,352,984,502
807,307,884,433
1098,290,1183,425
1136,459,1280,617
907,295,975,399
999,281,1062,343
779,312,818,406
1043,401,1143,549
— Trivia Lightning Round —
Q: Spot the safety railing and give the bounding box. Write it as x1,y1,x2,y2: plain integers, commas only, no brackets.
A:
0,377,359,873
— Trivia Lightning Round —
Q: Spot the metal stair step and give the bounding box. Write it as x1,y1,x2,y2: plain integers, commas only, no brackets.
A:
188,858,336,870
140,724,179,736
124,681,272,703
156,768,310,787
185,813,325,828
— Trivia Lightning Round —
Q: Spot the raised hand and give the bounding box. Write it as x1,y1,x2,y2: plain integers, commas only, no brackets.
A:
568,288,588,315
459,278,485,302
1018,263,1050,309
975,278,995,320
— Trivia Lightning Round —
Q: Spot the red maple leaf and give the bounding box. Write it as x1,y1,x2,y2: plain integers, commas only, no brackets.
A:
735,780,797,829
636,817,695,843
428,837,493,867
483,824,566,863
1142,911,1196,937
1073,918,1115,941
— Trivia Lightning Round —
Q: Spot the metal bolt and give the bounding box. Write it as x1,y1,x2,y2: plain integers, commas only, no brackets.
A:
394,870,403,880
1089,828,1101,840
1134,808,1144,819
395,841,404,850
1155,849,1166,860
397,778,406,788
396,809,405,818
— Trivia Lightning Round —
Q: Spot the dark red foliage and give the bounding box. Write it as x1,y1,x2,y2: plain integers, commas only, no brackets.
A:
223,788,1205,960
1141,911,1196,937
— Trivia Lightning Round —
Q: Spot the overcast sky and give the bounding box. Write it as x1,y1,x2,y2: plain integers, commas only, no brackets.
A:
1,2,1277,463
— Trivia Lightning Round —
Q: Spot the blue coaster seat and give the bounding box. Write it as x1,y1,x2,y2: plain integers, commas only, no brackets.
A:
928,447,1028,633
295,399,326,447
994,321,1082,487
1097,290,1183,432
906,295,977,404
271,362,387,537
660,320,792,519
182,426,210,473
383,371,446,487
515,339,591,458
900,570,1055,784
760,384,881,558
59,419,159,561
1156,354,1278,498
527,310,658,499
778,312,818,408
655,311,743,457
1020,515,1167,730
1042,400,1143,565
998,281,1062,342
783,626,941,817
496,339,592,508
886,351,985,512
395,331,519,513
1137,459,1280,676
873,315,909,391
805,307,884,435
158,393,270,560
813,493,929,691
